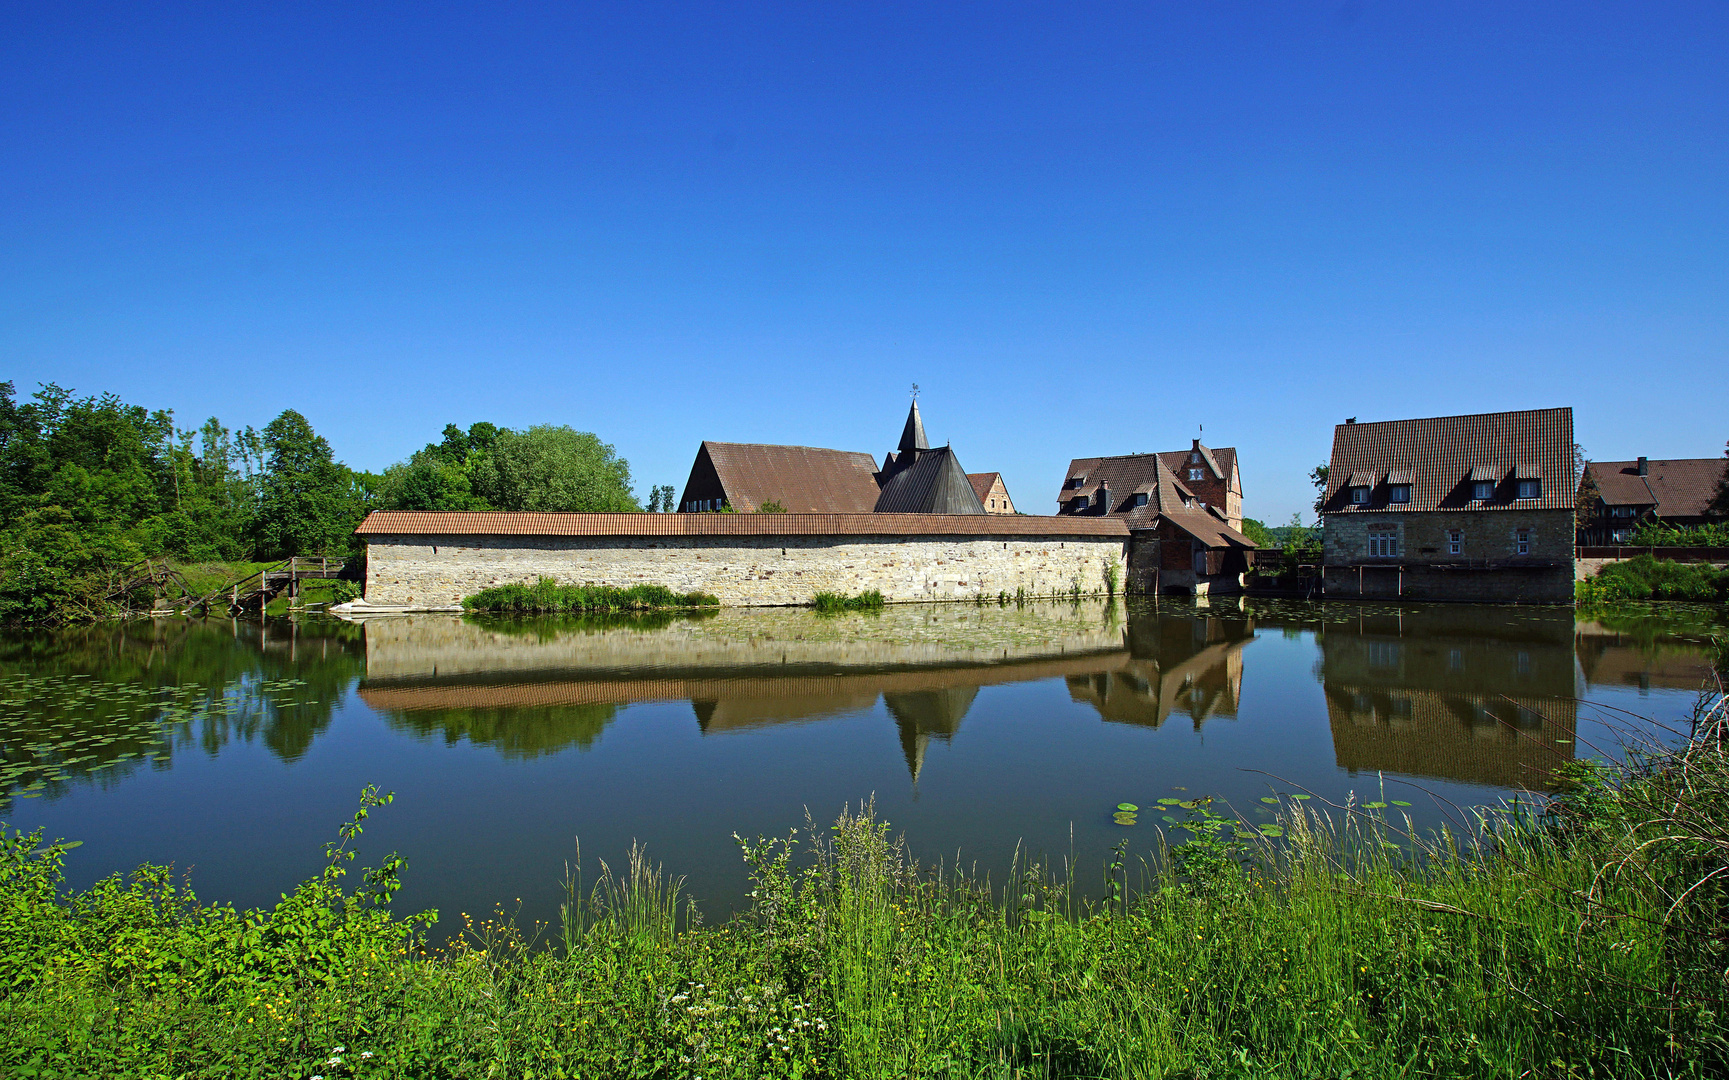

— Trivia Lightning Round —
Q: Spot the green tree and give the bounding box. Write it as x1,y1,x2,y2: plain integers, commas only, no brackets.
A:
470,426,640,512
1309,463,1330,515
1240,517,1273,546
255,411,368,556
1709,440,1729,519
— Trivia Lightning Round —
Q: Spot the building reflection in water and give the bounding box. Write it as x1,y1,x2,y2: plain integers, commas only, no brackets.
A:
353,600,1716,793
1316,607,1578,790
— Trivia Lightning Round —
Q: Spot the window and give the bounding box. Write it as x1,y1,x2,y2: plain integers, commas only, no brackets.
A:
1134,493,1148,507
1612,528,1631,543
1516,479,1540,500
1473,481,1495,500
1188,468,1204,481
989,499,995,509
1515,528,1531,555
1368,527,1399,558
1611,506,1636,518
1191,452,1200,463
1388,484,1411,503
1447,529,1463,555
1350,486,1369,504
1071,495,1088,511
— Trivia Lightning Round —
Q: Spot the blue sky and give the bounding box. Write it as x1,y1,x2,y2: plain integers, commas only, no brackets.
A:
3,2,1724,524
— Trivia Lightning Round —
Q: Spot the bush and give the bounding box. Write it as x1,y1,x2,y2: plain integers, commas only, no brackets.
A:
811,589,885,613
462,577,720,613
1626,520,1729,547
1577,554,1729,602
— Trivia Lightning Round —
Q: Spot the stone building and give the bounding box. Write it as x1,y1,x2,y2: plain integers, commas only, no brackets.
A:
1577,455,1726,544
355,511,1128,608
1055,440,1256,595
1319,407,1576,603
967,472,1016,514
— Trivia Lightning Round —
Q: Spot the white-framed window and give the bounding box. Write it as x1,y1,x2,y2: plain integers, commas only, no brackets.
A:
1447,529,1463,555
1388,484,1411,503
1611,506,1636,518
1516,479,1540,500
1473,481,1495,500
1188,467,1204,481
1612,528,1631,543
1515,528,1531,555
1350,486,1370,504
1134,492,1148,507
1367,527,1399,558
1072,495,1088,511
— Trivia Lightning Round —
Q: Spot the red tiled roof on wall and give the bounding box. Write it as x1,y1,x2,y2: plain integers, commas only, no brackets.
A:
354,511,1130,538
1588,458,1724,518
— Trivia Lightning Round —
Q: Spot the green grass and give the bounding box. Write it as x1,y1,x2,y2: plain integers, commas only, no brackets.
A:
463,576,720,613
4,698,1727,1078
812,589,885,613
1577,553,1729,602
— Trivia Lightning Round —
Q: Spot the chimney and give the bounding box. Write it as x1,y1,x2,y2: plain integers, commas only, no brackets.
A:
1637,457,1649,476
1192,437,1201,450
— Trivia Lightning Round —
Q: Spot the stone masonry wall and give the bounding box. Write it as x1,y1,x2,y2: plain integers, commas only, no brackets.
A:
365,533,1128,607
1323,508,1575,603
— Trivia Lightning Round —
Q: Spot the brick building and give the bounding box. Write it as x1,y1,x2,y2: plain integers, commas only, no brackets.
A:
1056,440,1256,595
967,472,1016,514
1577,455,1726,544
1319,408,1576,603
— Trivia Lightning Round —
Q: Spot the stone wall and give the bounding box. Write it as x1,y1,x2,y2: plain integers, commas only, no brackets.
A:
365,532,1128,607
1323,508,1575,603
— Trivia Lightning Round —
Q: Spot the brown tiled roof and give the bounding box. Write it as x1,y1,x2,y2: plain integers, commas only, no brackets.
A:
1158,445,1235,484
1322,408,1574,514
1587,458,1725,517
1058,446,1237,508
355,511,1128,538
696,441,882,513
1049,454,1254,549
967,472,1001,502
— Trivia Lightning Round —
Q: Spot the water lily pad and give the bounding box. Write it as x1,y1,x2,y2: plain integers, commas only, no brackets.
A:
1290,794,1311,801
1363,801,1387,809
1161,815,1178,823
1112,813,1137,826
1260,796,1279,804
1258,825,1284,837
1391,800,1412,807
1157,798,1182,806
1117,803,1138,812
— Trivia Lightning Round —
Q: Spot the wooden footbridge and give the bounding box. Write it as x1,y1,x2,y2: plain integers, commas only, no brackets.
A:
103,556,350,616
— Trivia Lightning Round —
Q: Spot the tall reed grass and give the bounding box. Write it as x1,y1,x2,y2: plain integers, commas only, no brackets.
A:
462,576,720,612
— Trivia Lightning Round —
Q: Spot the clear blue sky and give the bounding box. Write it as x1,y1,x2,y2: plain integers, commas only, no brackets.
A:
4,3,1724,524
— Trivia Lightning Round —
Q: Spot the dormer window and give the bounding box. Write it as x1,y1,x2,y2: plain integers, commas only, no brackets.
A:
1134,493,1148,507
1516,479,1540,500
1350,486,1369,505
1472,481,1495,501
1071,495,1088,511
1388,484,1411,504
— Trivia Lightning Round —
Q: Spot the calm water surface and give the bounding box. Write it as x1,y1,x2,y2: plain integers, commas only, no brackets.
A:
1,598,1721,932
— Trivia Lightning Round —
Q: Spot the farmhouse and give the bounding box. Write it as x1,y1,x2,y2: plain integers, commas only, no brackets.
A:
1577,455,1726,544
1056,440,1257,595
354,511,1128,608
1319,407,1576,603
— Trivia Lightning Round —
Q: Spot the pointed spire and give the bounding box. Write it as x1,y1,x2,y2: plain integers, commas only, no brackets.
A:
898,399,929,456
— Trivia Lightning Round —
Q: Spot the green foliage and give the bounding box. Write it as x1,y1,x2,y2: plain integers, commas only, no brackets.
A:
462,576,719,613
1239,517,1274,547
470,425,640,512
1309,461,1330,514
811,589,885,613
1102,560,1119,597
756,499,788,514
6,733,1728,1079
1577,554,1729,602
645,484,678,512
1626,520,1729,547
254,410,370,557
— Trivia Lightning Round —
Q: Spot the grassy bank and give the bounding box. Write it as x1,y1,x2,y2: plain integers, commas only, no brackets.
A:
1577,553,1729,602
463,577,720,613
4,707,1726,1077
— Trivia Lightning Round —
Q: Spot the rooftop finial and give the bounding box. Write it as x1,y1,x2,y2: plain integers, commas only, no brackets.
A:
910,382,920,400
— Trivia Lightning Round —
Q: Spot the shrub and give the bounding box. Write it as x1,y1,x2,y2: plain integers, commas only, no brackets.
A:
1577,555,1729,603
811,589,884,613
1626,520,1729,547
463,577,721,612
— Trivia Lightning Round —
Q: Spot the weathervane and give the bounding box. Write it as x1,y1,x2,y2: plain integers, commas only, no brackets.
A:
910,383,920,400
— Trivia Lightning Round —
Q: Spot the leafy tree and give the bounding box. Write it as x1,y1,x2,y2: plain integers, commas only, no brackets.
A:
1240,517,1273,546
1309,463,1330,515
1709,440,1729,520
254,411,368,556
646,484,677,512
755,499,788,514
1575,443,1600,534
470,426,639,513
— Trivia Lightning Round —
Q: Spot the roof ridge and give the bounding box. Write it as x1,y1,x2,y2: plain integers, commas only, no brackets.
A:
1333,406,1572,430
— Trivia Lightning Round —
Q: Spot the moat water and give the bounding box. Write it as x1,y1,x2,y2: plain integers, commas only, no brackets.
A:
1,598,1721,931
